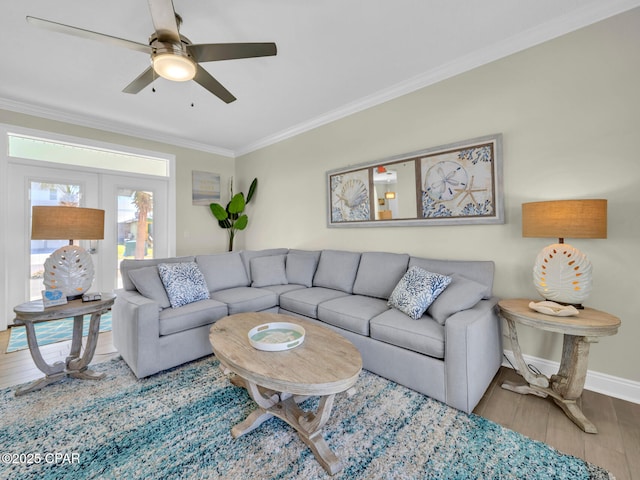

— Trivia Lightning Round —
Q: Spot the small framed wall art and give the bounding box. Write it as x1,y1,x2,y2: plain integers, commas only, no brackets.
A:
192,171,221,206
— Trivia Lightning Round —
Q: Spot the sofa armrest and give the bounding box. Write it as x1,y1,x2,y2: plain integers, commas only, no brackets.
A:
112,289,161,378
444,297,502,413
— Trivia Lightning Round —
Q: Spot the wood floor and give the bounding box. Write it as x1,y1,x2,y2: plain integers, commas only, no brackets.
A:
1,329,638,480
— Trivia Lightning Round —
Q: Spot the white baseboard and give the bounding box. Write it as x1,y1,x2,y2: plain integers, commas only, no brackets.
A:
502,350,640,404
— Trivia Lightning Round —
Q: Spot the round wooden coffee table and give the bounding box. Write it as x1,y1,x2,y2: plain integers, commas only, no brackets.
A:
209,312,362,475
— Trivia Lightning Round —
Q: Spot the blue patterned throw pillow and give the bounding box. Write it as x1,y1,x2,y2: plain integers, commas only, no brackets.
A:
388,266,452,320
158,262,210,308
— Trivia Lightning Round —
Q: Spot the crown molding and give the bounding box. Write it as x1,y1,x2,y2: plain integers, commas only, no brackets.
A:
236,0,640,157
0,97,236,158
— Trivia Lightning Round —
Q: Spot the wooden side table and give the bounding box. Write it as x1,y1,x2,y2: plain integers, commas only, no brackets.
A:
498,298,620,433
12,293,116,396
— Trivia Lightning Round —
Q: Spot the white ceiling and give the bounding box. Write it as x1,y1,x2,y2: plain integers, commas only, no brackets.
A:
2,0,639,157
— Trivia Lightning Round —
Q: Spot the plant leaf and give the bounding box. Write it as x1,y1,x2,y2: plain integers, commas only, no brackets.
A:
228,193,246,214
218,219,231,229
235,215,248,230
246,178,258,204
209,203,228,221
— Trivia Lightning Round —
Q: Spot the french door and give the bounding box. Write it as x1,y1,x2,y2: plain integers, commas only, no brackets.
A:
3,162,170,329
100,174,169,291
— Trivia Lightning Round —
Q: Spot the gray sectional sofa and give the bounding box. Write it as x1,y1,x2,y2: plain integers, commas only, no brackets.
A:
112,248,502,413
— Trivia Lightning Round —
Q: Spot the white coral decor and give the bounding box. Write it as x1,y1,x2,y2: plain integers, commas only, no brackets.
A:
43,245,94,298
533,243,592,305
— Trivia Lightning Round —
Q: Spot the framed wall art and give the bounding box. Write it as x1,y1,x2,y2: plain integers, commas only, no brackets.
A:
326,134,503,227
419,135,503,224
328,167,373,223
192,171,221,206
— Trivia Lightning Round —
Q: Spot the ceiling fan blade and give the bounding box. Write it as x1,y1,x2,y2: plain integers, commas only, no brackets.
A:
147,0,180,43
188,43,277,63
26,16,151,54
123,66,155,94
193,65,236,104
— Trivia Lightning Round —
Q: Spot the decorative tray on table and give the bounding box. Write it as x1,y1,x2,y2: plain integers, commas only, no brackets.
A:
528,301,579,317
248,322,306,351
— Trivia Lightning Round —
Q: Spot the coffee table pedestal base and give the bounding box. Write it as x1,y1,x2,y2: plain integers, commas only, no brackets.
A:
228,371,344,475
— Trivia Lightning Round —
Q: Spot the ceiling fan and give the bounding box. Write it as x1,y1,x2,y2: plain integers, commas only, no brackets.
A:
26,0,277,103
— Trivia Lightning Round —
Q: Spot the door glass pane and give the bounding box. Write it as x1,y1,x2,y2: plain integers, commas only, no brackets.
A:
30,181,81,300
117,189,154,288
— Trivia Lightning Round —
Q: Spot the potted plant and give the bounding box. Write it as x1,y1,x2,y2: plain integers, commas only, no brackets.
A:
209,178,257,251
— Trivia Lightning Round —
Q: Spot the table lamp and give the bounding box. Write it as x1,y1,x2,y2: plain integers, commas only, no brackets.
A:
31,206,105,300
522,199,607,308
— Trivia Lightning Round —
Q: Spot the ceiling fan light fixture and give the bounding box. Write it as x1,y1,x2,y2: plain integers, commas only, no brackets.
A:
152,53,196,82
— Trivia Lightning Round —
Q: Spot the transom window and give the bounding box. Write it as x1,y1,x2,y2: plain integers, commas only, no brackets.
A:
8,133,169,177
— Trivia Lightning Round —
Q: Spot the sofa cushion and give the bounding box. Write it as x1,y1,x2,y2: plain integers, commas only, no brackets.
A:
159,299,228,336
427,273,487,325
370,309,445,358
127,265,170,309
211,287,278,315
318,295,390,336
240,248,289,281
388,266,452,320
409,257,494,298
258,284,306,305
313,250,361,293
353,252,409,299
196,252,249,293
121,256,195,291
250,254,288,287
158,262,210,309
288,249,322,261
286,253,318,287
279,287,350,318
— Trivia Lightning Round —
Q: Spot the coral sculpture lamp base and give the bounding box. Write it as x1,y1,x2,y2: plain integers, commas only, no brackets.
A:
533,243,592,306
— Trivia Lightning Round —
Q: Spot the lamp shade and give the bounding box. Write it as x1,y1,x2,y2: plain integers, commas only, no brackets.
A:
31,206,104,240
522,199,607,240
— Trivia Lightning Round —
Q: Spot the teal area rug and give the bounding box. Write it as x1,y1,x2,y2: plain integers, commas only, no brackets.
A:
0,356,613,480
6,312,112,353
